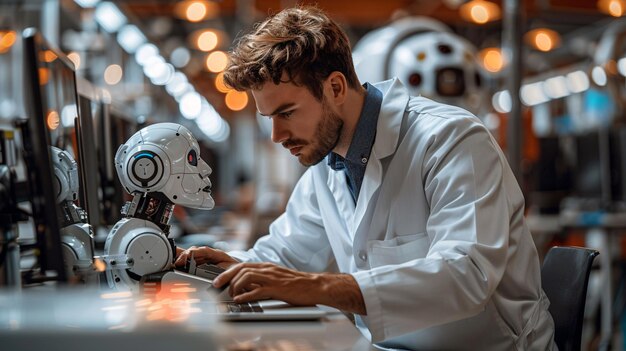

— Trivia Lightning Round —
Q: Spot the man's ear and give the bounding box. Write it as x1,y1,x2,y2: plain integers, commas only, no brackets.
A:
326,71,347,105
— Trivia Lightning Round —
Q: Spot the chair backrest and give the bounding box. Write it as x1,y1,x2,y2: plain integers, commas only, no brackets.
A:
541,246,599,351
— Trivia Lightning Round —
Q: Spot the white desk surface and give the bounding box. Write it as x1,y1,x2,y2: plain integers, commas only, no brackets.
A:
217,312,378,351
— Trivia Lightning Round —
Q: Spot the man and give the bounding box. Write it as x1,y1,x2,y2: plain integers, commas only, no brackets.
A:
175,6,556,350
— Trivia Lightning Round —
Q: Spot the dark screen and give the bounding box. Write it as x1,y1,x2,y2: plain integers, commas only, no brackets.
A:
22,28,79,282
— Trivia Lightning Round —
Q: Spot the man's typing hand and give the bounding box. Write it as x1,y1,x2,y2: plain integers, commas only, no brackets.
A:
213,262,367,315
174,246,238,269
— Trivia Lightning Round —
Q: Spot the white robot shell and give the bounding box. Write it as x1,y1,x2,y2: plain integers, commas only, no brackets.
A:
115,123,215,210
104,217,173,291
353,17,486,115
50,146,79,204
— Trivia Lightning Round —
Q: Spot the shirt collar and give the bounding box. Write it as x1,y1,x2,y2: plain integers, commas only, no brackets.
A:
328,83,382,169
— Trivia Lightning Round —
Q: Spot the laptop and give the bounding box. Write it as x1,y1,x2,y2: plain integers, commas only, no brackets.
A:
140,259,327,321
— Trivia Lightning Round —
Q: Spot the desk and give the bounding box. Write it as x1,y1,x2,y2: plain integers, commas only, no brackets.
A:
218,312,377,351
0,287,376,351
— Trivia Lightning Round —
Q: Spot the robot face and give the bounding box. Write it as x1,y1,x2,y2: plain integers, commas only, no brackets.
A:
115,123,215,209
388,31,484,113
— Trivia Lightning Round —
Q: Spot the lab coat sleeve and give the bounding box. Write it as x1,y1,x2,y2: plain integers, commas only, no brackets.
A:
352,115,515,342
229,170,335,272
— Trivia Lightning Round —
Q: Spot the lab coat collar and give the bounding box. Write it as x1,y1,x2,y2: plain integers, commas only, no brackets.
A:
370,78,409,160
326,78,410,241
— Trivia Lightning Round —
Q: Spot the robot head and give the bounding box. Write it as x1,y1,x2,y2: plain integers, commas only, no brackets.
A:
353,17,486,114
50,146,79,204
114,123,215,210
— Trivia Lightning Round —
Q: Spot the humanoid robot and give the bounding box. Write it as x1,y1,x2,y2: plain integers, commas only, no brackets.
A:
352,16,486,115
103,123,217,292
50,146,98,283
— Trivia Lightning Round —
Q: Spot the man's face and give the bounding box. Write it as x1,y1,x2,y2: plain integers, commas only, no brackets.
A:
253,80,343,166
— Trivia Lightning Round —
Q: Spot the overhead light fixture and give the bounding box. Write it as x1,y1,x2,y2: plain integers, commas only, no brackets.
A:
492,90,512,113
591,66,608,86
135,43,159,66
521,81,549,106
174,1,220,22
225,91,248,111
117,25,146,54
95,2,127,33
525,28,561,52
196,30,218,52
566,70,590,93
170,47,191,68
104,64,123,85
598,0,626,17
459,0,501,24
0,30,17,54
74,0,100,8
478,47,504,73
205,51,228,72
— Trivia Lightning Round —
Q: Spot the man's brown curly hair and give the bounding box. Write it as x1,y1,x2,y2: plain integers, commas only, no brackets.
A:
223,6,361,101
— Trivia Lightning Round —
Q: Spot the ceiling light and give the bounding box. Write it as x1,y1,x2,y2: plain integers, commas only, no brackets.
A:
478,47,504,73
170,47,191,68
225,90,248,111
205,51,228,72
591,66,607,86
104,64,123,85
197,30,218,52
186,1,207,22
215,72,232,93
598,0,626,17
542,76,569,99
180,92,202,119
135,43,159,66
525,28,560,52
95,2,127,33
521,82,549,106
566,70,590,93
117,25,146,54
74,0,100,8
0,30,17,54
459,0,501,24
492,90,512,113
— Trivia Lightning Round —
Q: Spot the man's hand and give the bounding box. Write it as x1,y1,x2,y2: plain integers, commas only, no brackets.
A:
174,246,238,269
213,262,367,315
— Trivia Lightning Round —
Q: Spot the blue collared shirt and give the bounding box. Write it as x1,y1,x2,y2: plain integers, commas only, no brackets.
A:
327,83,382,203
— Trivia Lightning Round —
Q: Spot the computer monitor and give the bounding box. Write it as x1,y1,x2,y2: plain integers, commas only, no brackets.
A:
573,128,626,205
21,28,78,282
97,105,137,225
74,78,102,234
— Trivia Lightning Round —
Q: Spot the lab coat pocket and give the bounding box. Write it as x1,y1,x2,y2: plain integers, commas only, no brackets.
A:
367,232,430,267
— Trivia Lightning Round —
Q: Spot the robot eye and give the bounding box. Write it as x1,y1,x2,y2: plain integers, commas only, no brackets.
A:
437,44,453,55
408,73,422,87
187,150,198,166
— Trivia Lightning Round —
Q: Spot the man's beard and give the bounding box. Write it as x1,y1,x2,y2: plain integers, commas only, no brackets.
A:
284,99,343,166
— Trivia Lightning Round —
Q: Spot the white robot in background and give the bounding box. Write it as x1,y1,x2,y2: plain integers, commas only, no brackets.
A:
103,123,215,292
50,146,97,283
352,16,487,115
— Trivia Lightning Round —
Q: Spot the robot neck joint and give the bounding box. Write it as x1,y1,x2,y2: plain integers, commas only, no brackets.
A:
122,192,175,235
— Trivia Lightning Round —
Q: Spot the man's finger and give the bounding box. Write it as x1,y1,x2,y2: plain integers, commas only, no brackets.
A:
213,263,245,288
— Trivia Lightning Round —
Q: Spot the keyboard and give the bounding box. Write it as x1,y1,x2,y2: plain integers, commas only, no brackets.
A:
226,301,263,313
193,263,226,281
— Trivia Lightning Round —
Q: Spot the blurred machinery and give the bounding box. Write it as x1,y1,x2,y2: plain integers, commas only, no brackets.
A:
352,16,487,115
50,146,98,284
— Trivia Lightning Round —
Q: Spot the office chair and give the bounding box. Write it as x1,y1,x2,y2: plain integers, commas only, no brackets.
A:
541,246,599,351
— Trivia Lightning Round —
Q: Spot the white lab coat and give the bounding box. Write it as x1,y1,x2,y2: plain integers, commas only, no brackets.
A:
230,79,556,351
